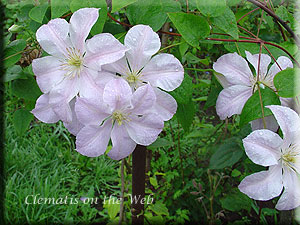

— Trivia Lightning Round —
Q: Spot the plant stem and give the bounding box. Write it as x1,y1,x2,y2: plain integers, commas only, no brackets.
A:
119,159,125,225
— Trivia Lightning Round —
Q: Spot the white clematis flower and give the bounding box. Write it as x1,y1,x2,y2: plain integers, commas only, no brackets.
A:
75,78,164,160
213,51,293,130
103,25,184,121
238,105,300,210
31,8,128,124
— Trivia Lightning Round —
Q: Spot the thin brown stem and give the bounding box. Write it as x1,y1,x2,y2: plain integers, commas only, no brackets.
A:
237,7,260,23
119,159,125,225
177,121,185,188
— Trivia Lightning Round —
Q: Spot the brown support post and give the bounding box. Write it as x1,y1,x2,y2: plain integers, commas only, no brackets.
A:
131,145,146,225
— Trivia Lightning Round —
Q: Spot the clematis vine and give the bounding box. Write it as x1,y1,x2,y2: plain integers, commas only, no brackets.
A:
213,51,293,130
238,105,300,210
103,24,184,121
75,78,164,160
31,8,127,126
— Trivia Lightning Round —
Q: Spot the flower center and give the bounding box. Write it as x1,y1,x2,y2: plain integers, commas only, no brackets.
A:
125,70,142,88
112,110,130,126
60,47,84,79
281,143,300,171
250,74,275,93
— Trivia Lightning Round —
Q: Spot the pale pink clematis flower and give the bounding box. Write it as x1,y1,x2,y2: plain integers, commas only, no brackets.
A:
75,78,164,160
103,25,184,121
214,51,293,124
238,105,300,210
31,8,127,124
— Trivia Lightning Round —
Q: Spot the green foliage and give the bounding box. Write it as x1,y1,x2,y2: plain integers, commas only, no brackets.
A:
220,189,252,212
3,65,27,82
111,0,137,13
196,0,226,17
274,68,300,98
51,0,71,18
12,76,42,101
168,12,210,47
29,3,49,23
4,39,27,68
127,0,181,31
239,88,281,127
13,109,34,135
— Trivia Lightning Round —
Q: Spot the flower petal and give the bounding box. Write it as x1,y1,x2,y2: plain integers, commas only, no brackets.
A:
75,97,110,126
216,85,252,120
266,105,300,146
102,57,130,76
245,51,271,77
107,125,136,160
213,52,253,86
76,120,112,157
84,33,128,70
32,56,65,93
63,98,83,135
103,78,132,111
215,73,232,88
152,88,177,121
125,114,164,145
131,84,156,115
49,78,80,122
250,115,279,132
69,8,99,53
125,25,160,72
268,56,293,79
141,53,184,91
36,18,71,57
238,165,283,201
243,129,282,166
276,167,300,210
31,94,59,123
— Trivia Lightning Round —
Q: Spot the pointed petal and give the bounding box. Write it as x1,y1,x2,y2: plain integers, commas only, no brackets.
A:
76,120,112,157
215,73,232,88
213,52,253,86
245,51,271,77
125,114,164,145
152,88,177,121
276,167,300,210
103,78,132,111
69,8,99,53
36,18,71,57
32,56,65,93
250,115,279,132
125,25,160,72
243,129,282,166
131,84,156,115
84,33,128,70
31,94,59,123
63,98,83,135
94,71,118,90
107,125,136,160
141,53,184,91
268,56,293,79
75,97,110,126
238,165,283,200
266,105,300,146
216,85,252,120
78,69,104,100
102,57,130,76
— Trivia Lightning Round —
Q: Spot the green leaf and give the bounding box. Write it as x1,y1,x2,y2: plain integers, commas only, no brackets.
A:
29,3,48,23
51,0,71,18
3,65,28,82
13,109,34,135
209,138,243,169
4,39,27,68
112,0,137,13
103,197,120,219
70,0,107,35
127,0,181,31
196,0,226,17
212,7,238,39
204,73,223,109
150,177,158,187
12,76,42,101
176,99,195,132
149,201,169,216
226,0,242,6
170,74,193,104
220,189,252,212
168,12,210,47
274,68,300,98
103,22,126,35
239,88,281,127
148,138,173,149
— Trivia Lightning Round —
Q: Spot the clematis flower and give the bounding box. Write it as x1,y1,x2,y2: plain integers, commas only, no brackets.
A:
75,78,164,160
31,8,128,123
213,51,293,122
238,105,300,210
103,25,184,121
